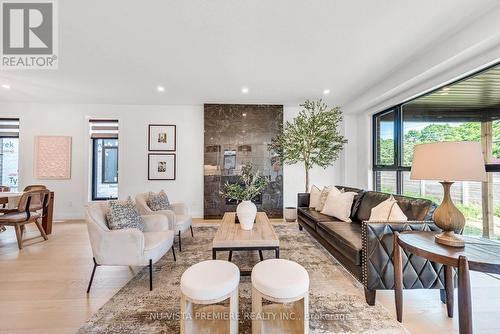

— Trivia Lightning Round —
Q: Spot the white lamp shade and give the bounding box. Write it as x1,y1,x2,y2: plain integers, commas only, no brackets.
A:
410,141,487,182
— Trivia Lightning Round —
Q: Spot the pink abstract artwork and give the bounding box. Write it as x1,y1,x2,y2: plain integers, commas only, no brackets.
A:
34,136,72,179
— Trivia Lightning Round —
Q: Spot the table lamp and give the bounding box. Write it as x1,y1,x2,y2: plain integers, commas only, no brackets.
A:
410,141,487,247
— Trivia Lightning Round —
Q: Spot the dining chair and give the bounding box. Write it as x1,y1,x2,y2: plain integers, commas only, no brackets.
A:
23,185,47,191
0,186,11,212
0,189,50,249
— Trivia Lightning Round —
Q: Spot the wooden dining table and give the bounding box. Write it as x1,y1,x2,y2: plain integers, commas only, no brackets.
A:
0,191,55,234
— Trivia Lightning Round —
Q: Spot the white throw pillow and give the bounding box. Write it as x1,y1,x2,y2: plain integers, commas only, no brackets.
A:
389,202,408,221
320,191,357,222
369,195,397,221
309,185,322,209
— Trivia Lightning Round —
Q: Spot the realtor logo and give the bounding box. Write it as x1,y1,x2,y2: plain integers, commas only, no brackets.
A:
1,0,58,69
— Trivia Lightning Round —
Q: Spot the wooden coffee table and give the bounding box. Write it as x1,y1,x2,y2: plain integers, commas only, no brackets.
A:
212,212,280,276
394,231,500,334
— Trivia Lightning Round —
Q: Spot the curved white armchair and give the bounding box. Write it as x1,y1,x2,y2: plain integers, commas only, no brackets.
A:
85,201,175,292
135,193,193,251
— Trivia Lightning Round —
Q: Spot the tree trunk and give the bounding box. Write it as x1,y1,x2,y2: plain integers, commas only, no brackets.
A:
305,167,310,193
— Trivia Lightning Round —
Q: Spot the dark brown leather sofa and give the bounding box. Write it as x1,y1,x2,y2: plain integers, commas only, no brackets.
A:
297,186,450,305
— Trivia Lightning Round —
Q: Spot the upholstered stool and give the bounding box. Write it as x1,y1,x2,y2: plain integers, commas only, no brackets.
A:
180,260,240,334
251,259,309,334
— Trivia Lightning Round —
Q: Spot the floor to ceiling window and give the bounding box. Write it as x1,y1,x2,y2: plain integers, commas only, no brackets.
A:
373,62,500,239
0,118,19,191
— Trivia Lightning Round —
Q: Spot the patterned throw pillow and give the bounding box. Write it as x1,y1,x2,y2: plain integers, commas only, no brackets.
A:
315,186,333,212
147,190,171,211
106,197,144,231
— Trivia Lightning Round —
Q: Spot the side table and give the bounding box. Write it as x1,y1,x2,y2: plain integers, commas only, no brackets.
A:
394,231,500,334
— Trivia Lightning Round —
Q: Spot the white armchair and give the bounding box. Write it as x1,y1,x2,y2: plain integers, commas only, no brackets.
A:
135,193,193,251
85,201,175,292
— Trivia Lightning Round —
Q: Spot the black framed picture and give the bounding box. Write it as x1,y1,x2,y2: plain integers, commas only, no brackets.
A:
148,153,176,180
148,124,176,151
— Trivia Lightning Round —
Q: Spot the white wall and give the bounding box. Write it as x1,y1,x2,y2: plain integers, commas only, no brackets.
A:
343,113,372,190
0,103,204,219
0,103,349,219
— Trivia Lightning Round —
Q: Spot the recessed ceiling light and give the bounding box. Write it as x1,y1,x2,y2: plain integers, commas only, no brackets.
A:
323,89,330,95
157,86,165,92
242,113,247,117
1,84,11,89
241,87,249,94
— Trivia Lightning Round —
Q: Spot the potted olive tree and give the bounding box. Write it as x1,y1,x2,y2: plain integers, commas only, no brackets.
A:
220,163,269,230
270,99,347,192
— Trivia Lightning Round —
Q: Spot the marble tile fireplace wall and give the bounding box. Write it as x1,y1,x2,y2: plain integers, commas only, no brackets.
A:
204,104,283,219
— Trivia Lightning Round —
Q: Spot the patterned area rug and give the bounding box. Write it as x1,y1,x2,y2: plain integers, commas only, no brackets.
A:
78,223,406,333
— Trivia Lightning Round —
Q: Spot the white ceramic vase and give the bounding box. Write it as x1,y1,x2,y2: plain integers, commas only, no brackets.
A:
236,200,257,230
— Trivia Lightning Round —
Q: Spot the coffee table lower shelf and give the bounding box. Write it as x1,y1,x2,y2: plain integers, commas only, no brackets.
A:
212,246,280,276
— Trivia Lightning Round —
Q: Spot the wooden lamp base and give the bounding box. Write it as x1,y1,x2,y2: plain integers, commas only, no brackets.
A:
435,230,465,247
432,181,466,248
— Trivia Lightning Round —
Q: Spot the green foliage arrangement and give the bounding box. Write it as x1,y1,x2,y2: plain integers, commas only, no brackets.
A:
270,99,347,192
220,163,269,202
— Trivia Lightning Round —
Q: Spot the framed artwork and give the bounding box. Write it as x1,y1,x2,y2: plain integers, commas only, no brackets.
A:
148,153,176,180
34,136,72,179
148,124,176,151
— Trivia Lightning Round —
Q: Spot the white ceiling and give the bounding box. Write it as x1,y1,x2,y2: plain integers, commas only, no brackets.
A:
0,0,499,109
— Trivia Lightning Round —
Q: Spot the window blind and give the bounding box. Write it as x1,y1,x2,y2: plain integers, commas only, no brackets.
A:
0,118,20,138
89,119,118,139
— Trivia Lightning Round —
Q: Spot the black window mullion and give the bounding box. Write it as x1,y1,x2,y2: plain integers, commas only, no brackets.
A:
396,106,404,194
396,170,403,195
92,139,98,200
394,107,400,168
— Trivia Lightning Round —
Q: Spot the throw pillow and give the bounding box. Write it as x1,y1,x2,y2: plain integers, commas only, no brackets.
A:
316,186,336,212
147,190,171,211
106,197,144,231
389,202,408,221
309,185,322,209
369,195,397,221
320,191,357,222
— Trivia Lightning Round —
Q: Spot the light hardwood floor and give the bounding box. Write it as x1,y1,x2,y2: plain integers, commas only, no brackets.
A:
1,220,500,333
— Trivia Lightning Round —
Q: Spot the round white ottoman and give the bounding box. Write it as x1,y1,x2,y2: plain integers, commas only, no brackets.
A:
180,260,240,334
251,259,309,334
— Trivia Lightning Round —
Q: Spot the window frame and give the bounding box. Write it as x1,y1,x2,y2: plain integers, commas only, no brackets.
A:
371,62,500,239
372,106,409,194
91,138,118,201
372,108,500,194
0,118,20,192
373,61,500,193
